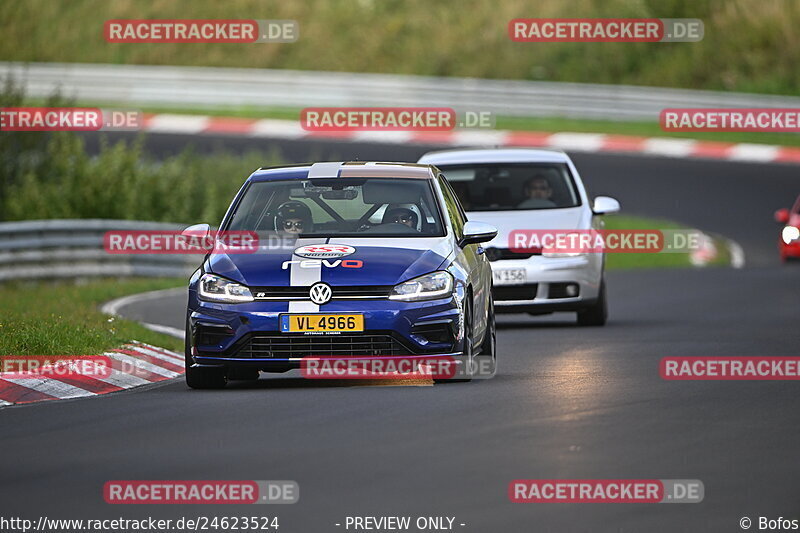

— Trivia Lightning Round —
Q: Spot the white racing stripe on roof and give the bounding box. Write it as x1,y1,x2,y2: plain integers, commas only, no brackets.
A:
308,162,344,179
146,114,211,134
0,377,96,399
104,353,181,379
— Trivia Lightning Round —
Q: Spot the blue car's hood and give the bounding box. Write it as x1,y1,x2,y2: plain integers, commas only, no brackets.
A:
207,237,452,287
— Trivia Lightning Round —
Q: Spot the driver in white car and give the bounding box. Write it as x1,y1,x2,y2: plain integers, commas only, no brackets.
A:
519,175,556,209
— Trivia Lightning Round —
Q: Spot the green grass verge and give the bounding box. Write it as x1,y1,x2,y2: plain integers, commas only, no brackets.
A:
0,278,185,357
603,214,729,270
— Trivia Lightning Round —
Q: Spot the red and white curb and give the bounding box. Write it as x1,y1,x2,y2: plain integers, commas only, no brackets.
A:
0,342,183,406
141,113,800,165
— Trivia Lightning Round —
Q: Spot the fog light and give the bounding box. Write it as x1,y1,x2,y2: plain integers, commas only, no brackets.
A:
566,284,579,297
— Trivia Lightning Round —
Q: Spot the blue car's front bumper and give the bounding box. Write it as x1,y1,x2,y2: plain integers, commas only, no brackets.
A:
187,290,464,369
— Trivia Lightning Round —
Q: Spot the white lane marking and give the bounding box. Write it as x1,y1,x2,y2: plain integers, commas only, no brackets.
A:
141,322,185,339
102,289,186,340
145,114,210,134
643,138,697,157
727,239,746,269
0,377,95,399
100,287,185,318
728,143,780,162
250,119,308,139
546,132,606,152
308,162,344,178
104,353,181,379
122,346,185,367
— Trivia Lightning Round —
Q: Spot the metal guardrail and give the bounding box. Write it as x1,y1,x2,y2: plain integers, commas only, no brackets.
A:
0,219,200,281
4,62,800,122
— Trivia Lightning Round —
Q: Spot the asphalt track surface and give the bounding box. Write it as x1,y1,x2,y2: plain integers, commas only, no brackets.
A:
2,133,800,532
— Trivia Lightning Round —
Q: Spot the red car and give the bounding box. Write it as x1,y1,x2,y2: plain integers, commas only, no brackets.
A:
775,195,800,262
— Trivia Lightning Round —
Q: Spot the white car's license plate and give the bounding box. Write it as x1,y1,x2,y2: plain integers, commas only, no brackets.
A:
492,268,527,285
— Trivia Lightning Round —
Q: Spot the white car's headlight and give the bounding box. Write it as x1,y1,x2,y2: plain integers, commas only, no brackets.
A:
541,232,586,258
389,271,454,301
542,251,584,258
198,273,254,303
782,226,800,245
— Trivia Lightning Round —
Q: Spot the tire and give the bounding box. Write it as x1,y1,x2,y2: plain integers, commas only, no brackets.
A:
476,297,497,378
577,282,608,327
184,318,227,389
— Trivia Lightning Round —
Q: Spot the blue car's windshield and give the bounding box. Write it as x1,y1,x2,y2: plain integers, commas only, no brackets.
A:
225,178,445,237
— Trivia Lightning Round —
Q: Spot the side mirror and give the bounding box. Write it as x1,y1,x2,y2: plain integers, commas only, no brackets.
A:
182,223,211,240
593,196,621,215
774,208,790,224
460,221,498,247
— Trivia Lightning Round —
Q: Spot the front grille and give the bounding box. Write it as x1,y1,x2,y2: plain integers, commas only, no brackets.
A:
494,283,538,301
485,247,540,262
251,285,392,300
234,333,412,358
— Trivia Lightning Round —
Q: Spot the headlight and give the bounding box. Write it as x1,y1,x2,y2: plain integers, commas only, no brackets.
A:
782,226,800,245
198,273,254,303
389,271,454,301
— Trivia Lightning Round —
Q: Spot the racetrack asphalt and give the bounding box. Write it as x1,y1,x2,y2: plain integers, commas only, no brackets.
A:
2,133,799,532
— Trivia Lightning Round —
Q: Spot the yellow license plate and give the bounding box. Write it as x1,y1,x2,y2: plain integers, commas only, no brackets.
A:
280,314,364,333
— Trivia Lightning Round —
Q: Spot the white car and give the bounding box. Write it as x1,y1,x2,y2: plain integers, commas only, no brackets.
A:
417,148,620,326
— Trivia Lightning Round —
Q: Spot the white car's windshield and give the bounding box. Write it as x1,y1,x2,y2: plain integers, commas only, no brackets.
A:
437,163,580,211
225,177,445,237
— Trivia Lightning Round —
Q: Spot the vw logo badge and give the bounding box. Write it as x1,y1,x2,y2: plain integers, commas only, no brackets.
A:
309,282,332,305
